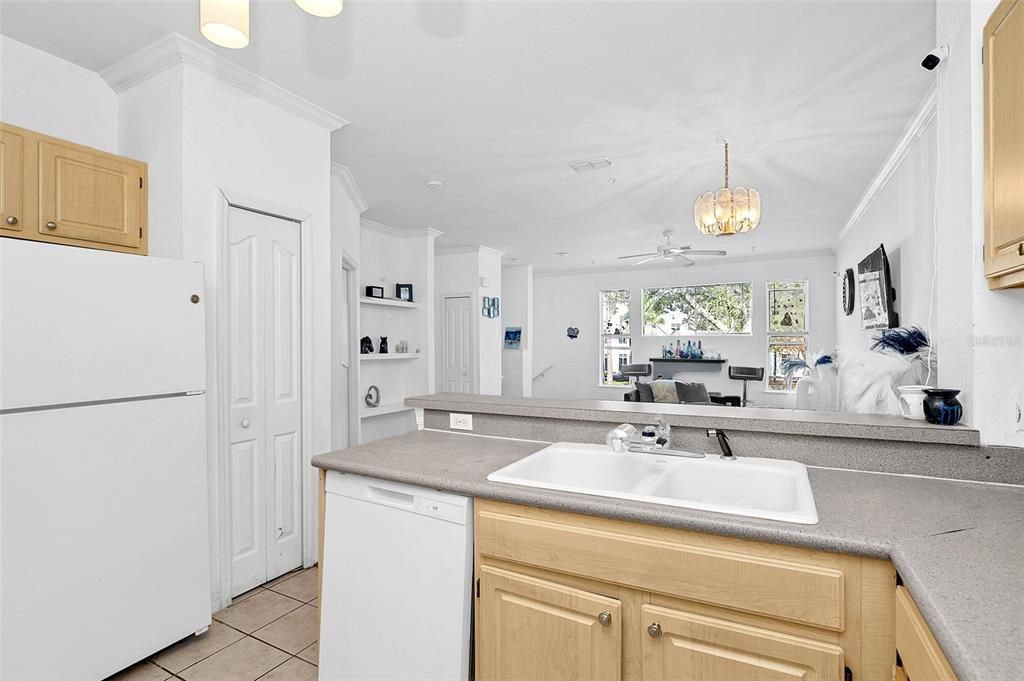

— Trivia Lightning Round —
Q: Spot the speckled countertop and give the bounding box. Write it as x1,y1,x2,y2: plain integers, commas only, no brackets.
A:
312,429,1024,681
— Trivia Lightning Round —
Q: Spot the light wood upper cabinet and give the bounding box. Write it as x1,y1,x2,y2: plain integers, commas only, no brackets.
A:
0,126,27,233
477,565,622,681
0,123,147,255
984,0,1024,289
641,603,845,681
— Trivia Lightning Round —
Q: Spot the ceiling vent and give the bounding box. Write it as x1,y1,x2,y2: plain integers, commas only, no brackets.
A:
569,157,613,173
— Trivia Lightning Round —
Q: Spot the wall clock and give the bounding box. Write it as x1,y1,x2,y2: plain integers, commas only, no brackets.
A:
842,268,855,316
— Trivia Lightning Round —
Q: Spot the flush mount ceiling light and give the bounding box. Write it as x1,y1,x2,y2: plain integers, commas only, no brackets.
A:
294,0,344,18
200,0,250,49
200,0,342,49
693,139,761,237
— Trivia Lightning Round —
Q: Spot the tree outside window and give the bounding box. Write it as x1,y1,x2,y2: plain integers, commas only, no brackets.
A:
642,283,752,336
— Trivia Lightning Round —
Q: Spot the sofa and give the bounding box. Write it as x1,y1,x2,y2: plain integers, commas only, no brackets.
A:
624,379,740,407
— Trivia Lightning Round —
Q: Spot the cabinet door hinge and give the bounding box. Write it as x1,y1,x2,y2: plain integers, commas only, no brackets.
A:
475,578,480,598
844,666,853,681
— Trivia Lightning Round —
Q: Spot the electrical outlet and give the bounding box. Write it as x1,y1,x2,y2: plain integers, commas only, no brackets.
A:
450,413,473,431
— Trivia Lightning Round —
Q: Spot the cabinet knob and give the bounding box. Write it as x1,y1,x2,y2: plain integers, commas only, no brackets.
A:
241,418,251,429
45,221,58,230
5,216,17,226
647,623,662,639
598,611,612,626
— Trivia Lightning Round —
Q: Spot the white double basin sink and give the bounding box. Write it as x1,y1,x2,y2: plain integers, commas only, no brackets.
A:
487,442,818,524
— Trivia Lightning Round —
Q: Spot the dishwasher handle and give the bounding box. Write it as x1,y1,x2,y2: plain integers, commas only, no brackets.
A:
366,485,416,507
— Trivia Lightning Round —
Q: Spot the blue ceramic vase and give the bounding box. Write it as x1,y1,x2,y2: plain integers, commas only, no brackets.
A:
922,388,963,426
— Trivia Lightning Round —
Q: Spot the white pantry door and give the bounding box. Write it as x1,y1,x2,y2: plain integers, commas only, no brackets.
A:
443,296,473,393
228,207,303,596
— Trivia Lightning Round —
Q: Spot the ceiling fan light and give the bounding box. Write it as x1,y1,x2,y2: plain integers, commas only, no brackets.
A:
295,0,343,17
200,0,250,49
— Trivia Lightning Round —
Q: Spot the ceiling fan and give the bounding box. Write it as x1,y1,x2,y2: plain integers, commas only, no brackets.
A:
618,231,727,267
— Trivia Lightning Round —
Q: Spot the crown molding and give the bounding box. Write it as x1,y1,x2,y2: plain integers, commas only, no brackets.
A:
838,86,936,243
533,248,835,278
100,33,348,131
360,218,442,240
435,244,505,258
330,163,368,214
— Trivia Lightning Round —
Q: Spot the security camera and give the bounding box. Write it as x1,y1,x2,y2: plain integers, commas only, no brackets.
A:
921,46,949,71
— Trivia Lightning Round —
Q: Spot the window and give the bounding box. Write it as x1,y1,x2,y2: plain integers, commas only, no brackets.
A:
599,290,631,386
766,281,809,392
642,283,752,336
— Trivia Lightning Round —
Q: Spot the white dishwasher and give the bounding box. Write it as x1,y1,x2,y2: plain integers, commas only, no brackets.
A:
319,471,474,681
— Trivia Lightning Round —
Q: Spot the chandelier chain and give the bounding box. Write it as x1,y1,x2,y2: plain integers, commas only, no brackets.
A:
723,141,729,189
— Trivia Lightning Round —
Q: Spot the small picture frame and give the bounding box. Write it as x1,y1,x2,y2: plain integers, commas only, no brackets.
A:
395,283,414,302
365,285,385,299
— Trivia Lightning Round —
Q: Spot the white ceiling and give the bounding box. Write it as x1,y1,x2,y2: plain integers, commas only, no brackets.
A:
0,0,936,271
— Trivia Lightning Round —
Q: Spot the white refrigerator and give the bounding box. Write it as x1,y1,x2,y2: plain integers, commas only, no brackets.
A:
0,239,212,680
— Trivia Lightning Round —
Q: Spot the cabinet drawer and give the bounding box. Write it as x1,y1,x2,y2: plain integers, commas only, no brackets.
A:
894,586,957,681
641,603,845,681
476,503,845,631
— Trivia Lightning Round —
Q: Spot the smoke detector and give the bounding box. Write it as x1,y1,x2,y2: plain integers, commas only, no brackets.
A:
425,179,445,190
569,158,612,174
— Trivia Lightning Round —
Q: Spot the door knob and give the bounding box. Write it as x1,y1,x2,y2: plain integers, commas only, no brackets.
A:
598,611,612,626
241,418,251,429
647,623,662,639
5,216,17,226
45,221,58,230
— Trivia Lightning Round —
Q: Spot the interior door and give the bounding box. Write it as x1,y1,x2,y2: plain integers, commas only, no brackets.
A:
443,296,473,392
641,603,844,681
228,206,303,596
477,565,621,681
336,263,352,449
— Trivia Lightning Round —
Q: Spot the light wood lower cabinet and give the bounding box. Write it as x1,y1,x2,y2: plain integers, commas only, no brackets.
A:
893,586,958,681
475,500,896,681
477,565,622,681
0,122,147,255
641,603,844,681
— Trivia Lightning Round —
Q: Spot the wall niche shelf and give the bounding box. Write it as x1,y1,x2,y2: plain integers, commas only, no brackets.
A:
360,353,422,362
360,296,420,309
360,403,415,419
649,357,727,364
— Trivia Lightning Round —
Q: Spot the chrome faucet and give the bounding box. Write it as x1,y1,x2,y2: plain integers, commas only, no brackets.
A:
606,422,703,458
707,428,737,460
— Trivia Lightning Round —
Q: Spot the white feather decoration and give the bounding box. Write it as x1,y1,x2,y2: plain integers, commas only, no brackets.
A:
835,345,921,415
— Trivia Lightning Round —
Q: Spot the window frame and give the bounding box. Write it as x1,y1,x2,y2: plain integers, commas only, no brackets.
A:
641,281,754,337
765,280,810,393
598,289,632,387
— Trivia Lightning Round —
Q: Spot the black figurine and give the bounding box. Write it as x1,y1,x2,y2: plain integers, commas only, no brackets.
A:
360,336,374,354
379,336,389,354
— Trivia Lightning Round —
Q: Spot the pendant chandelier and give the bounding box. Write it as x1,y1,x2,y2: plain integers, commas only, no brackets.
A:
200,0,343,50
693,139,761,237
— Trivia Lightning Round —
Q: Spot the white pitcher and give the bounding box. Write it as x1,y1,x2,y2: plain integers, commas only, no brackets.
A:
897,385,929,420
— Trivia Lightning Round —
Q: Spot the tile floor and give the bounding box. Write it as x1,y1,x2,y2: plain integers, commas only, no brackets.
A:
106,566,320,681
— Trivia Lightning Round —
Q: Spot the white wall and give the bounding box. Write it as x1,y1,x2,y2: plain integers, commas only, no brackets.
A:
533,254,836,406
0,35,118,151
435,246,503,395
118,61,336,608
934,0,1024,446
835,122,937,349
501,265,534,397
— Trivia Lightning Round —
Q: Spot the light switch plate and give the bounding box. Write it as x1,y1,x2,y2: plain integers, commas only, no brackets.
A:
450,413,473,431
